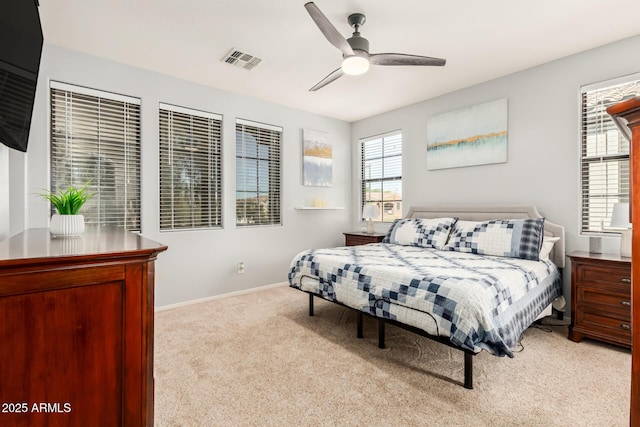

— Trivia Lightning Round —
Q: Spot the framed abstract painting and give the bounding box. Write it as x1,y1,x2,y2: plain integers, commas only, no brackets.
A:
427,98,508,170
302,129,332,187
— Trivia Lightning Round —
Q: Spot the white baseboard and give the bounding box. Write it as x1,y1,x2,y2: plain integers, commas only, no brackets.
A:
155,281,288,312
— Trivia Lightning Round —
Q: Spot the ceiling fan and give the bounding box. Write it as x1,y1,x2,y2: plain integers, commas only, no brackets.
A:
304,2,446,91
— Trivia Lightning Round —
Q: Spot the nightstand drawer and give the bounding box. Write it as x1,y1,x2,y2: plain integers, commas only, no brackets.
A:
576,286,632,312
575,307,632,342
575,263,631,287
346,236,369,246
344,232,386,246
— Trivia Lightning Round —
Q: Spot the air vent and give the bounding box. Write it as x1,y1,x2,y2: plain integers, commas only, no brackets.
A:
221,48,262,70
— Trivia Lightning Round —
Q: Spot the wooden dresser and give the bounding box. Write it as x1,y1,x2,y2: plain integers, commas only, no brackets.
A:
343,231,386,246
607,95,640,425
568,251,631,348
0,227,167,427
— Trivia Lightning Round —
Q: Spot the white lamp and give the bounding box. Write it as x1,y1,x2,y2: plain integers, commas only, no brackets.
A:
341,55,369,76
610,202,632,258
362,204,379,234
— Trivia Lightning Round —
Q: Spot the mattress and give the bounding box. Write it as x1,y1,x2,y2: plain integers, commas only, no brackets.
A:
288,243,562,357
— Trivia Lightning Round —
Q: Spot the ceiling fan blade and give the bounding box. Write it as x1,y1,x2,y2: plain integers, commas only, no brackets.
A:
369,53,446,67
304,2,354,56
309,68,344,91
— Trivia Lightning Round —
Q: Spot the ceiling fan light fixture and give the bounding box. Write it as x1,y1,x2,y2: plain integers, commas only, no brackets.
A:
341,55,369,76
304,3,445,91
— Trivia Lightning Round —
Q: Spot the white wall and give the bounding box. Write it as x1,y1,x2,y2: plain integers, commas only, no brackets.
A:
351,34,640,312
1,145,28,239
11,44,352,307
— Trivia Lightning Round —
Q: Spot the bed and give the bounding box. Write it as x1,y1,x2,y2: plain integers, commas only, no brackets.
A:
288,206,564,389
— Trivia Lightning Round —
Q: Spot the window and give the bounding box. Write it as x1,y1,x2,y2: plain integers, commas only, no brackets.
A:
580,74,640,234
50,82,141,230
159,104,222,231
235,119,282,226
361,131,402,222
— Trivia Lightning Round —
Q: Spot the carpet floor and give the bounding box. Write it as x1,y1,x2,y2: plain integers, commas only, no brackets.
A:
154,285,630,426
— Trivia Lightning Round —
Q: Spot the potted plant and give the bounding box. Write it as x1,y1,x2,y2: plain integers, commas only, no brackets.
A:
40,182,93,236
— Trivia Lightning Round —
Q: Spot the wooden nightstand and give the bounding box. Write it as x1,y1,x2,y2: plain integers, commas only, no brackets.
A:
568,251,631,348
344,231,386,246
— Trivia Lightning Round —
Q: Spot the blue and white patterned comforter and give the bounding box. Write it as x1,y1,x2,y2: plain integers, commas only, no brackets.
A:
288,243,562,357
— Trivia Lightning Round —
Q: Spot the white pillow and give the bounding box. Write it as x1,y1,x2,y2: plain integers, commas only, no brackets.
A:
539,236,560,261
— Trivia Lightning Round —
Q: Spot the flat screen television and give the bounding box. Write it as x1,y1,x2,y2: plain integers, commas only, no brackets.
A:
0,0,43,152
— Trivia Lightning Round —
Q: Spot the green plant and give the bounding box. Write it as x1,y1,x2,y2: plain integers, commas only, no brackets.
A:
40,182,93,215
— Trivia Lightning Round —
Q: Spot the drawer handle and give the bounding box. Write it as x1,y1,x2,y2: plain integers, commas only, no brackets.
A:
621,301,632,307
620,324,631,330
621,278,631,283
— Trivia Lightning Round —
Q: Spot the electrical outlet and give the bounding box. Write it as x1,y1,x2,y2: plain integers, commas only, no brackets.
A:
237,262,245,274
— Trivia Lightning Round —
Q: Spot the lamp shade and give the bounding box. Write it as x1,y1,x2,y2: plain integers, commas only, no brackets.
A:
362,204,379,220
610,202,631,228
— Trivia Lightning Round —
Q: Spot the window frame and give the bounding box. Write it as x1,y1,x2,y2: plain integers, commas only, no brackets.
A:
580,73,640,235
158,102,223,232
235,118,282,227
360,130,403,223
49,81,141,231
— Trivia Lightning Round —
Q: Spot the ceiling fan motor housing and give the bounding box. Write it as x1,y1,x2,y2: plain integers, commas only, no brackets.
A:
346,13,369,54
347,34,369,54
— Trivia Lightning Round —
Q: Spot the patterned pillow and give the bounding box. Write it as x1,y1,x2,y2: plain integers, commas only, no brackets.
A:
444,218,545,261
382,217,458,249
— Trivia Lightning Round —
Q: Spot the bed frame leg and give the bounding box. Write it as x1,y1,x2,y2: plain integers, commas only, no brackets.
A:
378,318,385,349
464,352,473,390
357,312,363,338
308,293,314,316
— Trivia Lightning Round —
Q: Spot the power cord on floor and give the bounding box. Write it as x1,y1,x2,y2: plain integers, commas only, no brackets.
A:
513,341,524,353
513,323,554,353
532,324,553,333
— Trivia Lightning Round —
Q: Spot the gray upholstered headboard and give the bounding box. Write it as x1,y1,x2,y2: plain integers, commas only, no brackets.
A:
405,206,566,268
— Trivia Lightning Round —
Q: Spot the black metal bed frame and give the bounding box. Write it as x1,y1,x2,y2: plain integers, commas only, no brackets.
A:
306,291,475,389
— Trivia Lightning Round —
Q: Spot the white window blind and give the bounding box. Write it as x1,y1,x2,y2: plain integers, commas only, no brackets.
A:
580,75,640,234
159,103,222,231
235,119,282,226
50,82,141,230
361,131,402,222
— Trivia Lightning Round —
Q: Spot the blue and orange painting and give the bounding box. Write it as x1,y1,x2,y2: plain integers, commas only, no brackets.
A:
427,98,508,170
303,129,332,187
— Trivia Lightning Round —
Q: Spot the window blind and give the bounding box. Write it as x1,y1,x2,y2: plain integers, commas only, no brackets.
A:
159,103,222,231
50,82,141,231
580,75,640,234
235,119,282,226
360,131,402,223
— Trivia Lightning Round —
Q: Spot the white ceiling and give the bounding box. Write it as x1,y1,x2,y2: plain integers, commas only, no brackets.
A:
39,0,640,123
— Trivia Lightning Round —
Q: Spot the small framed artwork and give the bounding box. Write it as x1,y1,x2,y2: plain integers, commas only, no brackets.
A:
427,98,508,170
302,129,332,187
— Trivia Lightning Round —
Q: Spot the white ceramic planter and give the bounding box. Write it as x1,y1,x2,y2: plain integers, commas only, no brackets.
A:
50,214,85,237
